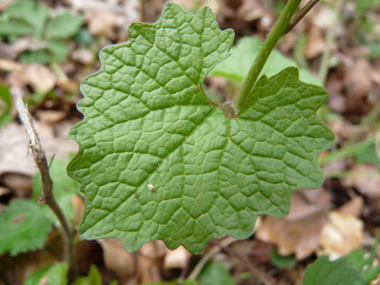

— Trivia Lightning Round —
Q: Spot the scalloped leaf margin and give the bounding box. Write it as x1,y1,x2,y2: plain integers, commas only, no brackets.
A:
67,3,334,254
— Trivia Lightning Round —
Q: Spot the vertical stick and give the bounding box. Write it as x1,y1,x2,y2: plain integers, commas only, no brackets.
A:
12,88,78,279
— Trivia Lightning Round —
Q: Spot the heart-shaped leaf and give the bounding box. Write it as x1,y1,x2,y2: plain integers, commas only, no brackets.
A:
68,3,334,253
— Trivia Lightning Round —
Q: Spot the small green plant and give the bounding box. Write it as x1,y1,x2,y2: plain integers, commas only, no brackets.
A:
0,83,12,128
0,0,83,64
198,261,235,285
67,1,334,254
270,250,296,269
303,239,380,285
23,263,118,285
0,158,79,255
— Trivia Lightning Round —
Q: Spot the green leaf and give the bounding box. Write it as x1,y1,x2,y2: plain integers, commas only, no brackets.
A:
20,41,70,64
208,36,321,86
72,278,90,285
88,265,102,285
270,250,296,269
302,255,362,285
0,21,34,36
33,158,80,223
23,265,52,285
0,83,12,128
47,262,69,285
47,40,70,63
45,13,83,39
0,199,53,255
346,239,380,284
355,140,380,165
183,280,200,285
72,265,102,285
23,263,68,285
72,28,93,45
68,3,334,253
20,49,52,64
199,261,236,285
4,0,48,37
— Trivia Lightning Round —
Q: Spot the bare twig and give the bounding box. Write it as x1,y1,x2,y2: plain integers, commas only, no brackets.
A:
209,240,275,285
178,258,190,285
12,88,78,279
284,0,321,34
188,237,237,280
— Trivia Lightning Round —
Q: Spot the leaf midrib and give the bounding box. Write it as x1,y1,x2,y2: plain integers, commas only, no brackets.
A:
82,106,218,234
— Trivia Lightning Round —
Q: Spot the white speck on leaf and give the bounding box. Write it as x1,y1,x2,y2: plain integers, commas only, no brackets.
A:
148,184,155,192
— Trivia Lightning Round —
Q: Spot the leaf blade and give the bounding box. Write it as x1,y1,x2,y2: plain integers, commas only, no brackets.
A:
0,199,52,255
68,3,334,254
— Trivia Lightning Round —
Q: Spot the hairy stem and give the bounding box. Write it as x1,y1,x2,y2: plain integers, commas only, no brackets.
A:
12,88,78,279
234,0,301,112
285,0,321,34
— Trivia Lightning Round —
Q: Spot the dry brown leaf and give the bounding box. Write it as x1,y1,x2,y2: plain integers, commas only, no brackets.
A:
71,48,94,65
137,241,167,284
339,196,363,217
237,0,268,21
71,195,85,226
0,119,78,177
0,60,56,94
163,246,191,270
0,37,48,60
0,186,11,197
84,9,116,37
97,238,135,279
0,0,12,11
0,123,37,176
325,70,347,114
0,173,32,198
35,110,67,124
0,59,22,71
304,23,326,59
35,120,79,160
319,211,364,259
344,165,380,212
327,120,353,141
256,188,330,260
344,60,372,100
24,64,57,94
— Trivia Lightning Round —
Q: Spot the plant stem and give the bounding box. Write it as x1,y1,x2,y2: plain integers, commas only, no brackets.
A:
234,0,301,112
285,0,321,34
12,88,78,279
187,237,237,280
323,171,380,179
318,0,344,85
345,103,380,146
318,137,375,166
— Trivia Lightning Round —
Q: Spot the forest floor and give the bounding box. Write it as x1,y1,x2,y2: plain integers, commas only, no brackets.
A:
1,0,380,284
